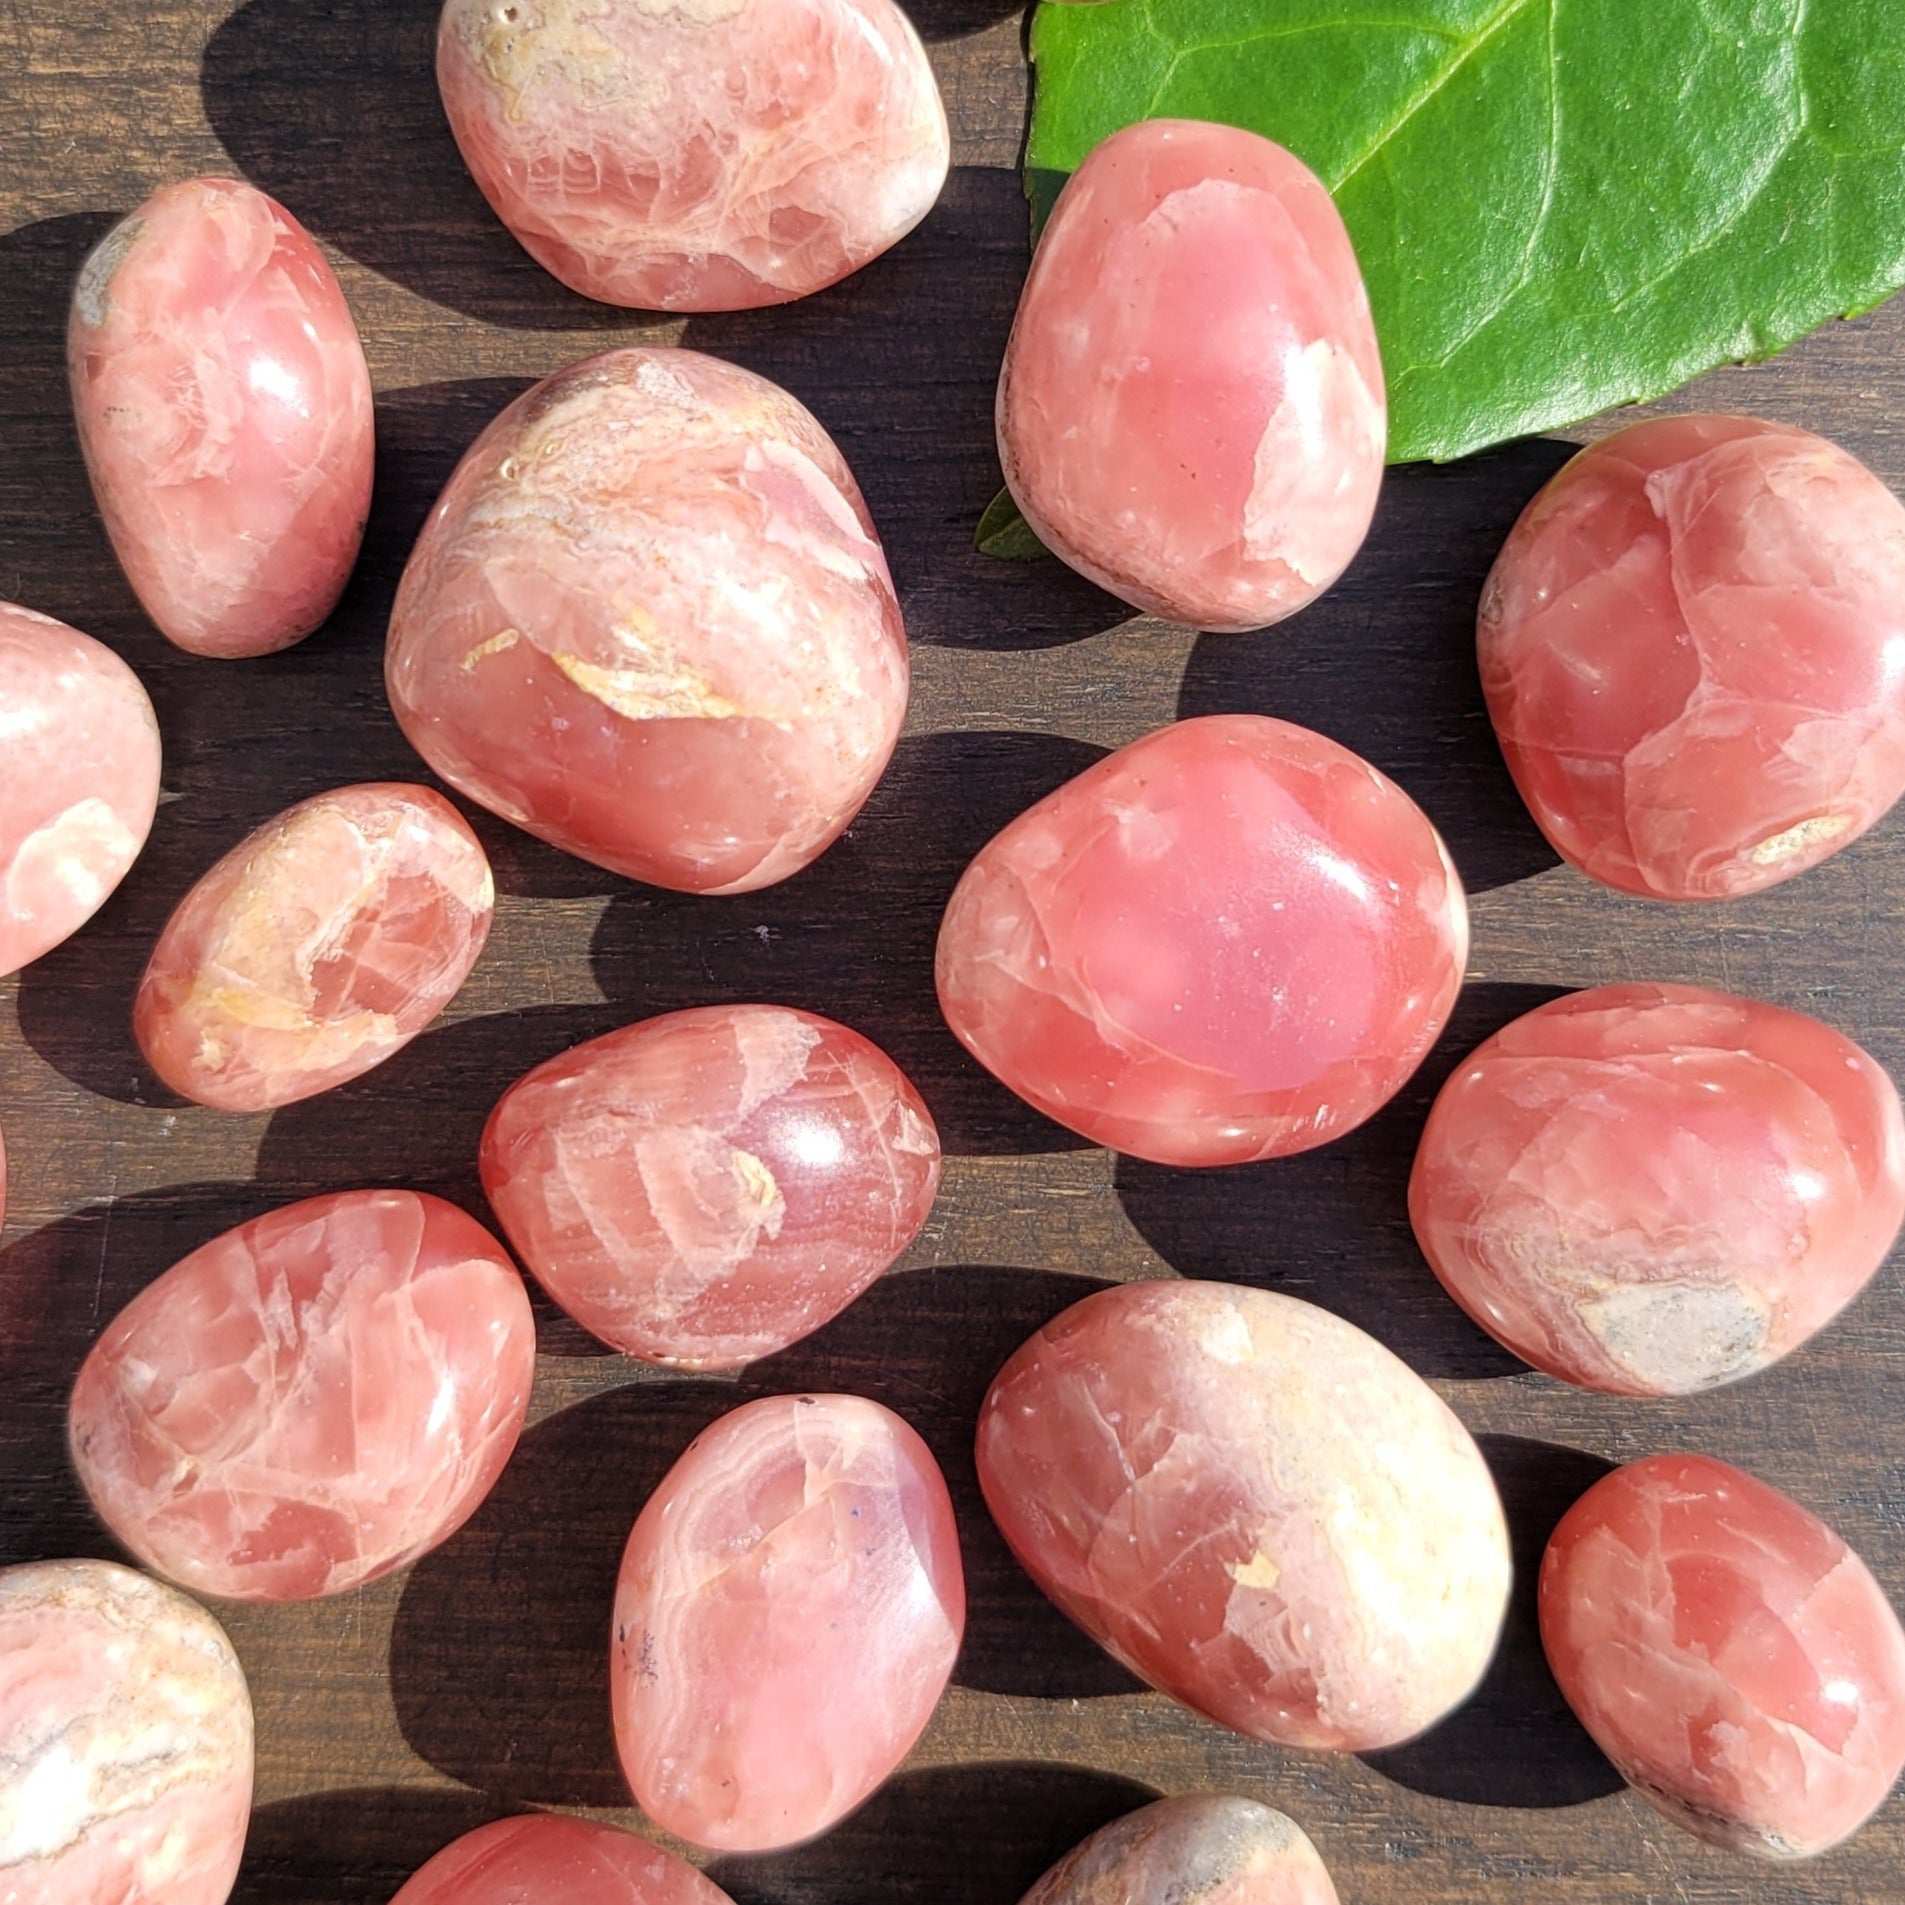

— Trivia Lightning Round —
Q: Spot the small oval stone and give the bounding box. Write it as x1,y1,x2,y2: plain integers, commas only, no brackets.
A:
612,1393,965,1850
391,1815,738,1905
1540,1453,1905,1859
1020,1797,1339,1905
936,714,1468,1166
977,1279,1511,1752
69,178,374,660
133,783,494,1112
0,1559,252,1905
1480,415,1905,899
0,602,161,979
999,119,1385,632
70,1189,536,1602
482,1005,941,1369
437,0,950,312
1411,983,1905,1396
386,347,908,893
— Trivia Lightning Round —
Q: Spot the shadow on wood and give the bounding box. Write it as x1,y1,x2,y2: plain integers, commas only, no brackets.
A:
1115,982,1569,1380
229,1785,510,1905
386,1263,1135,1808
1360,1435,1624,1810
200,0,635,332
708,1763,1160,1905
1178,438,1574,895
589,729,1108,1157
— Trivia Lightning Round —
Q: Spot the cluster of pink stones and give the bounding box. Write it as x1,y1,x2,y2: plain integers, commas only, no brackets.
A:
7,5,1905,1893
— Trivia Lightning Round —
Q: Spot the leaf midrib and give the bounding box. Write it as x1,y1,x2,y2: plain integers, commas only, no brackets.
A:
1327,0,1541,192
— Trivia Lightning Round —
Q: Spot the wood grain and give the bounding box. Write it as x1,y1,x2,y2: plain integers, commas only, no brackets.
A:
3,5,1905,1901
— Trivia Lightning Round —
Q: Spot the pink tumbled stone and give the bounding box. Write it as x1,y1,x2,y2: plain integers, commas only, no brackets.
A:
0,602,161,978
999,119,1385,632
437,0,950,313
1411,983,1905,1396
1020,1797,1339,1905
70,1190,536,1602
977,1280,1511,1753
1480,415,1905,899
391,1816,736,1905
612,1393,965,1850
482,1005,940,1369
386,348,908,893
0,1559,252,1905
69,178,374,660
1541,1453,1905,1858
133,783,494,1112
936,714,1468,1166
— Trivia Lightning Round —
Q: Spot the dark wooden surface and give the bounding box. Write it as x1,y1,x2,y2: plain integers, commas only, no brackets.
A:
3,5,1905,1901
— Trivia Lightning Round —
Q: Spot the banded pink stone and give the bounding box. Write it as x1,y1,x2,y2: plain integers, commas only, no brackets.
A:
69,178,374,659
0,602,161,978
1542,1453,1905,1858
134,783,494,1112
612,1393,965,1850
482,1005,940,1369
70,1190,536,1601
436,0,950,312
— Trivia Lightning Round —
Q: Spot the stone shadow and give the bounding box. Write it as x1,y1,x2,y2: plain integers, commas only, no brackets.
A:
1115,981,1568,1380
1178,437,1576,896
708,1763,1160,1905
229,1785,510,1905
386,1264,1137,1808
589,729,1107,1158
1361,1435,1623,1810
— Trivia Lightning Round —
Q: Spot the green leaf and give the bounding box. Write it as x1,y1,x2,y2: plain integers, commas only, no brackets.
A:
1025,0,1905,463
976,486,1051,558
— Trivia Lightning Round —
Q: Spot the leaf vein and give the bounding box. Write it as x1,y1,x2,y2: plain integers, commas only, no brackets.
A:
1330,0,1540,191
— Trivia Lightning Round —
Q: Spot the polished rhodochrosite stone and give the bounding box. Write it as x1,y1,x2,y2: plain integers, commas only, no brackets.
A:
133,783,494,1112
482,1005,940,1368
0,1559,252,1905
386,348,908,893
1541,1453,1905,1858
612,1393,965,1850
1480,415,1905,899
437,0,949,312
1021,1796,1340,1905
0,602,161,978
70,1190,535,1601
69,178,374,659
936,715,1467,1166
1411,984,1905,1396
391,1816,737,1905
977,1280,1511,1752
999,119,1385,632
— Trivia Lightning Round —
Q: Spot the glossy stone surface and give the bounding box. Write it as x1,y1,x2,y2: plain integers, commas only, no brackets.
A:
0,602,161,979
1541,1453,1905,1858
134,783,494,1112
391,1815,737,1905
612,1393,964,1850
1411,983,1905,1396
387,348,908,893
1020,1797,1339,1905
999,119,1385,633
437,0,949,313
482,1005,940,1369
70,1190,536,1602
936,714,1467,1166
69,178,374,659
1480,415,1905,900
977,1280,1511,1752
0,1559,252,1905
